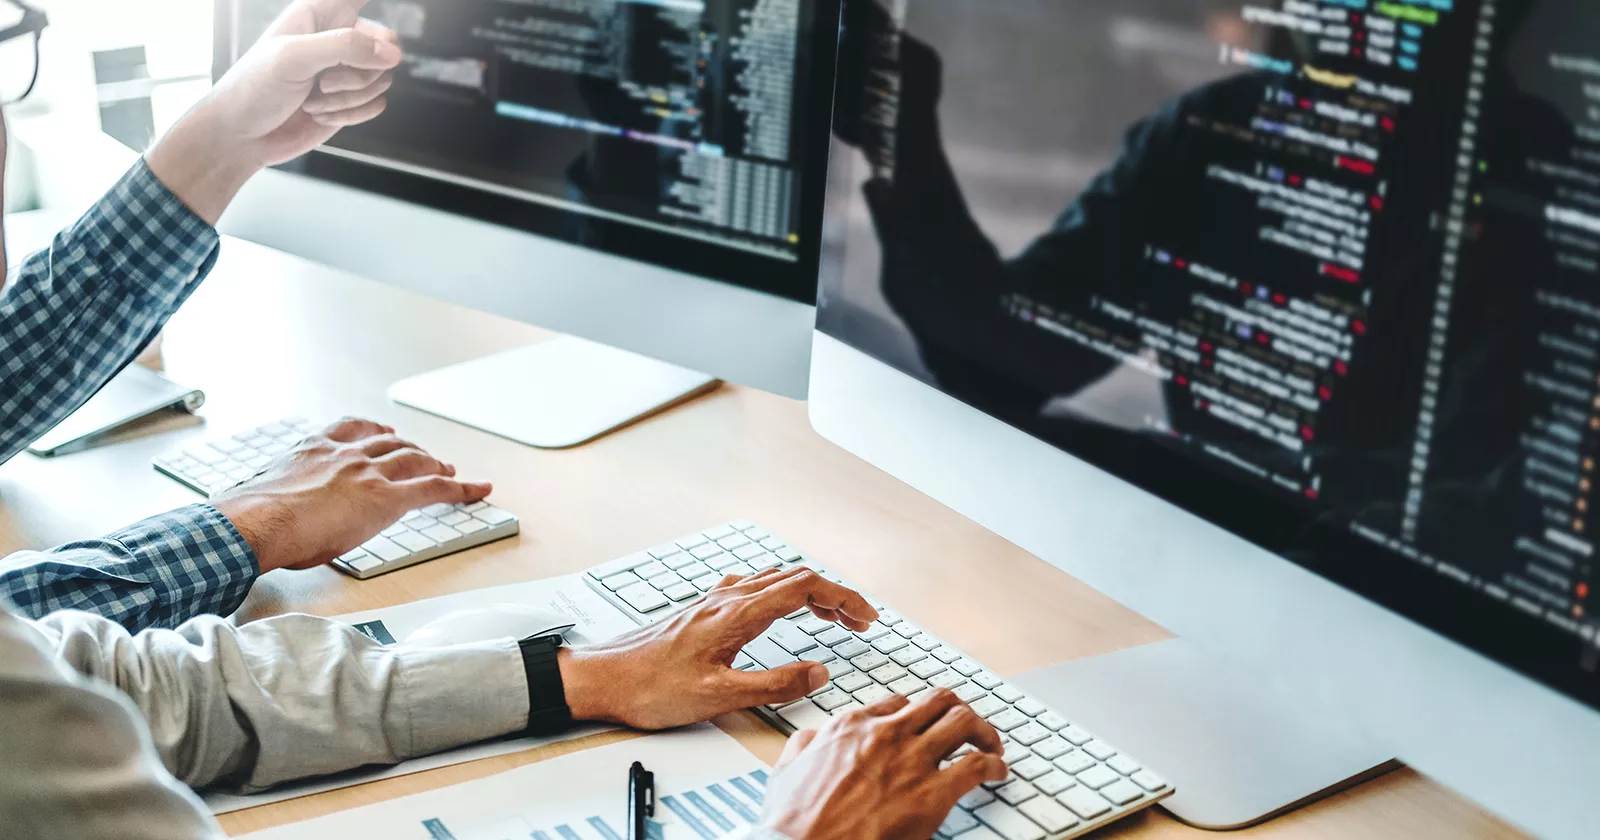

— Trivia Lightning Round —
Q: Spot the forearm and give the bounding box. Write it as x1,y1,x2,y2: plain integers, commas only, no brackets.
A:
0,505,259,632
145,101,264,227
0,161,220,464
43,609,529,792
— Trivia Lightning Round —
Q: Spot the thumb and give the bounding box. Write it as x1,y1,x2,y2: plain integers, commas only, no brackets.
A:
277,27,403,81
726,661,830,708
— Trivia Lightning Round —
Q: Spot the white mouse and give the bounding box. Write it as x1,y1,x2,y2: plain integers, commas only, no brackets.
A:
403,604,577,647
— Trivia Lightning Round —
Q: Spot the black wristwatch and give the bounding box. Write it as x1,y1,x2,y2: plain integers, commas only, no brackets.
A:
517,633,574,734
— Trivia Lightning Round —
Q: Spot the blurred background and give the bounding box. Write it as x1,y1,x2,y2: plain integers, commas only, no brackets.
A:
2,0,212,215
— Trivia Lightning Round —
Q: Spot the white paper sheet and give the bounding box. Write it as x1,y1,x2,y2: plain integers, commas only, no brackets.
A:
204,575,640,815
240,724,773,840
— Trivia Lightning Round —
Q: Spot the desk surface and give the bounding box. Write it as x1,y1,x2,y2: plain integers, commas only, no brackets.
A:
0,237,1523,838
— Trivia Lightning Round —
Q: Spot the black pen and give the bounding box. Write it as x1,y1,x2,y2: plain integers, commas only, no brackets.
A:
627,760,655,840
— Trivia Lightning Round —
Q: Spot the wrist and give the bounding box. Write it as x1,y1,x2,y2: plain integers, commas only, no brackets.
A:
145,99,263,226
557,647,619,724
210,494,290,575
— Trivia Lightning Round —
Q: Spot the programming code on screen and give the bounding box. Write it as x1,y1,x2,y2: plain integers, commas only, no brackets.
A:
230,0,817,259
824,0,1600,650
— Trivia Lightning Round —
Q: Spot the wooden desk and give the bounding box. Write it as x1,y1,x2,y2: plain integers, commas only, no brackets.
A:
0,237,1522,838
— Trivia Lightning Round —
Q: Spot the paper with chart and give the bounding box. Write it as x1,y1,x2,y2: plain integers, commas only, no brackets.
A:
204,574,640,814
240,724,774,840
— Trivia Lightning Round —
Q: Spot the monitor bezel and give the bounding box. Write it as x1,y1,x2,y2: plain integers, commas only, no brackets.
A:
211,0,842,306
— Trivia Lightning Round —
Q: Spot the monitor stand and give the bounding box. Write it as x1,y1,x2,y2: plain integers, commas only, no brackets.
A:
1012,637,1396,830
389,337,720,449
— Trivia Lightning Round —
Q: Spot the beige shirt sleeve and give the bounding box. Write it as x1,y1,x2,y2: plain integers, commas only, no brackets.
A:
0,604,531,838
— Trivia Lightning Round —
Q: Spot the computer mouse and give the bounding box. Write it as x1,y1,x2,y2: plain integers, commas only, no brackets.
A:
403,603,577,647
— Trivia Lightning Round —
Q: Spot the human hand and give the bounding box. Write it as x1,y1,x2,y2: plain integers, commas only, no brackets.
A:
146,0,402,223
758,691,1008,840
558,568,879,730
211,418,492,574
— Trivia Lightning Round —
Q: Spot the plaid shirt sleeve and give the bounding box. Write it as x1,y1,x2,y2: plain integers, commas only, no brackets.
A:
0,160,259,631
0,504,259,631
0,159,221,465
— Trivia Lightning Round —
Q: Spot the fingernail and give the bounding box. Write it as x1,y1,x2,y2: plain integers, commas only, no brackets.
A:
377,41,402,63
807,664,829,691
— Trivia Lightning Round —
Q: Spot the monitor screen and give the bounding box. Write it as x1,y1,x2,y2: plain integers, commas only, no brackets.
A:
818,0,1600,710
215,0,840,303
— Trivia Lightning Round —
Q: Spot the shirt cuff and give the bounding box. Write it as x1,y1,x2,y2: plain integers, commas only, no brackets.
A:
60,159,221,309
105,504,260,626
388,639,532,757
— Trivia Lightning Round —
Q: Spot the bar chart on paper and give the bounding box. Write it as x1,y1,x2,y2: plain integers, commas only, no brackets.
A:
416,766,772,840
241,725,775,840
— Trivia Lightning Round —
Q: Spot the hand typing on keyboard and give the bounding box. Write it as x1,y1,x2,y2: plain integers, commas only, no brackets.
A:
759,690,1008,840
557,567,879,730
210,418,494,574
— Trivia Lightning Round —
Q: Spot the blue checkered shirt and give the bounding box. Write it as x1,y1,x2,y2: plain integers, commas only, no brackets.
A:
0,161,259,630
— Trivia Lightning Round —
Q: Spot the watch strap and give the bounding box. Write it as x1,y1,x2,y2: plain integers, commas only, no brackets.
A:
518,633,573,734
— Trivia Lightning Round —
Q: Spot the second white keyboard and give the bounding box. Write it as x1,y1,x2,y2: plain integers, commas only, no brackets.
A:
154,418,521,580
583,520,1173,840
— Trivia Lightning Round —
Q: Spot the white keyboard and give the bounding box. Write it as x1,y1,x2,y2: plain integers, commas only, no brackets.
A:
153,418,521,580
584,521,1173,840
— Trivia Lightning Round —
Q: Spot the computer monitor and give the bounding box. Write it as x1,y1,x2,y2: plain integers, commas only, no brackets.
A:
212,0,842,399
812,0,1599,836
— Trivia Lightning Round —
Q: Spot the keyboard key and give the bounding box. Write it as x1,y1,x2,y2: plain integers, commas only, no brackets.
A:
421,503,456,518
988,710,1029,732
1033,770,1075,796
775,546,803,562
912,633,941,651
1036,712,1069,731
678,535,712,551
1031,737,1072,761
1084,740,1117,761
718,535,752,553
702,524,737,540
813,690,854,712
744,637,798,669
974,672,1003,689
816,627,853,647
361,536,409,562
733,543,767,560
664,583,700,602
932,646,963,664
993,684,1024,703
1002,743,1033,765
930,671,968,690
777,699,831,731
392,530,436,553
456,519,489,535
858,623,893,642
617,583,671,614
1107,755,1141,776
938,807,980,838
877,610,904,627
661,552,697,569
868,663,909,685
758,536,785,551
910,659,947,679
958,787,996,810
437,511,471,526
632,561,669,580
829,699,864,717
1099,779,1145,806
969,696,1009,718
833,640,871,659
421,524,462,544
1010,723,1051,747
796,616,833,635
690,543,724,560
748,553,783,572
1061,726,1095,746
1130,770,1169,792
887,675,927,695
602,571,644,591
850,652,890,672
994,780,1038,806
824,659,854,679
1054,752,1096,775
854,684,893,705
677,562,716,581
705,553,741,571
1015,697,1047,717
894,623,920,639
1011,756,1052,781
952,683,987,703
460,500,489,513
973,802,1045,840
590,553,649,579
1075,765,1120,790
769,623,819,655
724,562,757,577
890,647,928,667
347,554,384,573
474,507,516,526
380,523,407,538
1018,797,1078,834
983,771,1019,791
692,576,718,592
834,671,873,693
1057,787,1112,821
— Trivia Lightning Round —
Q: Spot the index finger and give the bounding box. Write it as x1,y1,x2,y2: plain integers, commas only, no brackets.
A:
731,567,878,629
323,417,394,442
